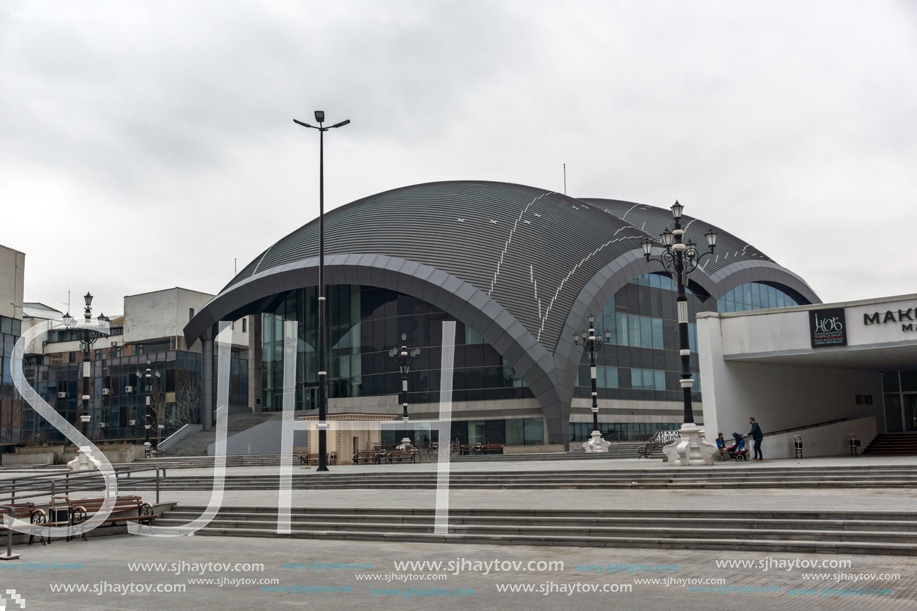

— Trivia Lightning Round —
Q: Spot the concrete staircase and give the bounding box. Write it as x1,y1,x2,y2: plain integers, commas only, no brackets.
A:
119,465,917,491
864,433,917,455
156,505,917,555
158,413,283,457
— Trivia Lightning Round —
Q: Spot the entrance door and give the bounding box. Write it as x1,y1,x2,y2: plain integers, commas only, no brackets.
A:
905,396,917,432
885,393,903,433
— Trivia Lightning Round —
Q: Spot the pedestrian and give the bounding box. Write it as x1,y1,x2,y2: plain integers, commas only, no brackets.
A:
745,417,764,461
715,432,726,458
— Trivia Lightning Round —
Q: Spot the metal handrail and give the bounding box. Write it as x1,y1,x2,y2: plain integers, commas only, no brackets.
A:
762,417,849,438
0,464,166,506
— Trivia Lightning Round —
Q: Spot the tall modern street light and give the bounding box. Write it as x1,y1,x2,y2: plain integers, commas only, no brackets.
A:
62,293,110,439
573,315,611,452
294,110,350,472
641,201,718,465
389,333,421,445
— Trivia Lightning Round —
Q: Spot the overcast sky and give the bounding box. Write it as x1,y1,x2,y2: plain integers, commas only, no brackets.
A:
1,0,915,318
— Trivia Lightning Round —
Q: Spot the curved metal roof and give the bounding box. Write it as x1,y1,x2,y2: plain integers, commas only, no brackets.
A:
210,182,818,356
227,181,657,351
582,198,773,275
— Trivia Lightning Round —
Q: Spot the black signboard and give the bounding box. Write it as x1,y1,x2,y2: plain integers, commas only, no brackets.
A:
809,308,847,348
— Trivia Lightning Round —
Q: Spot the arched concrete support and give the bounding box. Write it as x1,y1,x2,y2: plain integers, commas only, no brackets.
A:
201,328,214,431
184,255,567,442
553,251,823,424
707,260,821,305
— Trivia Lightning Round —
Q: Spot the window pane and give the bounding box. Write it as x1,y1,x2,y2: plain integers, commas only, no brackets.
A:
628,316,641,348
640,317,652,349
616,313,628,346
652,319,664,349
523,418,543,445
606,367,618,389
506,419,524,445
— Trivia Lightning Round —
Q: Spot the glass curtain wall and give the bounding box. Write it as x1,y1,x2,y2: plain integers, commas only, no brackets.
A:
261,285,532,412
571,276,806,441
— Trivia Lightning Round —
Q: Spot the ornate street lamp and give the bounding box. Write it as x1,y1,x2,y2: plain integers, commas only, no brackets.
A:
140,363,161,451
389,333,421,445
573,315,611,452
294,110,350,472
63,292,110,438
641,201,718,465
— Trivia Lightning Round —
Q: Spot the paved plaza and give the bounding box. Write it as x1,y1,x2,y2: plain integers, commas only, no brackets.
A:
5,530,917,610
1,455,915,610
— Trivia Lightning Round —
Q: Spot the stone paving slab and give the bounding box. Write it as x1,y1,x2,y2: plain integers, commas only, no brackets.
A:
4,532,916,610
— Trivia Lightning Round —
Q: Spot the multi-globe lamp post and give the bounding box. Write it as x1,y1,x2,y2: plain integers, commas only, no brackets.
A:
294,110,350,472
389,333,421,446
138,362,160,453
62,292,110,439
573,316,611,452
640,201,718,465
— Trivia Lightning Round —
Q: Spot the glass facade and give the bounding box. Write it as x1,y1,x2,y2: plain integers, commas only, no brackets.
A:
0,315,24,445
19,348,247,445
261,286,532,413
569,276,800,441
573,273,708,406
882,371,917,433
717,282,800,312
256,278,810,447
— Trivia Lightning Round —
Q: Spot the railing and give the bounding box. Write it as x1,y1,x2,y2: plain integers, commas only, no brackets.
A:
157,423,203,453
0,464,166,506
637,429,682,458
762,417,849,438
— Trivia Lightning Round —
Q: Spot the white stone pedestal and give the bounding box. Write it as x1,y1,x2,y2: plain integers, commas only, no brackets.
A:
67,446,102,472
662,424,716,466
583,430,611,453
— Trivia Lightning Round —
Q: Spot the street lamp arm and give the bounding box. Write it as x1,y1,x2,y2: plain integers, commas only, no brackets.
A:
293,119,316,129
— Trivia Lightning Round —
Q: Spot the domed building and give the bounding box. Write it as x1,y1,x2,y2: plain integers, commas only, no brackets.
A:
184,181,819,447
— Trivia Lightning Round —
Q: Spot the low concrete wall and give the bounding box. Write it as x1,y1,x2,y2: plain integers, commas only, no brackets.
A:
1,452,55,466
503,444,566,455
59,449,136,465
763,416,877,459
15,445,64,455
210,419,308,455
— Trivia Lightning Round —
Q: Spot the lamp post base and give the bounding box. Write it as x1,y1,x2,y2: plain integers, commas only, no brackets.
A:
662,423,716,466
583,430,611,453
67,446,102,472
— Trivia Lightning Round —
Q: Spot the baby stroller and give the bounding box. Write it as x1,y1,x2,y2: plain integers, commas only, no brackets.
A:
726,432,749,461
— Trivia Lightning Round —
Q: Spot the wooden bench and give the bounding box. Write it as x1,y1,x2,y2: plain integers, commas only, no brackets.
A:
299,453,336,466
386,450,417,463
481,443,505,454
68,496,154,541
352,450,384,465
0,503,46,545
